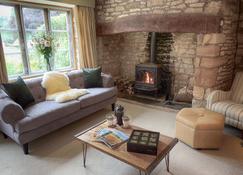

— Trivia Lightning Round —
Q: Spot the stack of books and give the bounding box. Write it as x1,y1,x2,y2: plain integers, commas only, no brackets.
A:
95,128,129,149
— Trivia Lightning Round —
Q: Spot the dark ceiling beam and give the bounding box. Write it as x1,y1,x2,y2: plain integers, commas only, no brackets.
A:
97,14,222,36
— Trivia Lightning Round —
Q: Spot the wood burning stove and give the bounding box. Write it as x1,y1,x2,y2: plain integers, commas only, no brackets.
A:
134,32,163,96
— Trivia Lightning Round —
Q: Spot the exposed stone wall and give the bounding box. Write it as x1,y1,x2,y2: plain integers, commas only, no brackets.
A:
155,33,196,100
97,32,197,100
236,0,243,71
96,0,222,22
96,0,240,107
97,32,149,79
192,0,239,107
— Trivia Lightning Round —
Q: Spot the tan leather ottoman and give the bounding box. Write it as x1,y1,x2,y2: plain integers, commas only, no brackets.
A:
176,108,225,149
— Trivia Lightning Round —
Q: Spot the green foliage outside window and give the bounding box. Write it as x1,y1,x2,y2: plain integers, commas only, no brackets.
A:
0,6,72,77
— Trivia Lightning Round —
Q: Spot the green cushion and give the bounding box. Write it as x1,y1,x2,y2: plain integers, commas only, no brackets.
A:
83,67,102,88
1,77,35,108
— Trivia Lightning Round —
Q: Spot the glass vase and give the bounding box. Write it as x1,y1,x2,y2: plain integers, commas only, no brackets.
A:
44,55,53,71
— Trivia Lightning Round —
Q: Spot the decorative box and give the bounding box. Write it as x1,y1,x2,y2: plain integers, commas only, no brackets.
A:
127,130,160,155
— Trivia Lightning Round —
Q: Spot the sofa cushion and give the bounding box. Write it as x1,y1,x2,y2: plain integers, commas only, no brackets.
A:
212,101,243,128
67,70,84,89
211,101,235,115
25,77,46,103
2,77,35,108
78,87,117,108
83,67,102,88
15,100,80,133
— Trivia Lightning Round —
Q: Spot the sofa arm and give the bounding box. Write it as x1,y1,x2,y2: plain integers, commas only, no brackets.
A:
206,90,232,109
102,73,114,88
0,98,25,126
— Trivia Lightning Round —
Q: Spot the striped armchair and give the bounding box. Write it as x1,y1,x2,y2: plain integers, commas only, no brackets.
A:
206,72,243,130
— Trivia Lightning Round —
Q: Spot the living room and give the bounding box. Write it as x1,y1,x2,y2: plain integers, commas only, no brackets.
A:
0,0,242,175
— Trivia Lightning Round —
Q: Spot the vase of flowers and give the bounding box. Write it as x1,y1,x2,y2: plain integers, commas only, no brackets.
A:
31,33,57,71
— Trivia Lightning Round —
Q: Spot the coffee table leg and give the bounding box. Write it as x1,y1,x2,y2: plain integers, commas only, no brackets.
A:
82,143,87,167
165,153,170,172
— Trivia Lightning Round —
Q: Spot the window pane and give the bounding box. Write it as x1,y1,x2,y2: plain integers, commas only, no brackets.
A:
50,11,67,30
50,10,71,69
22,7,46,73
0,5,24,77
23,8,45,30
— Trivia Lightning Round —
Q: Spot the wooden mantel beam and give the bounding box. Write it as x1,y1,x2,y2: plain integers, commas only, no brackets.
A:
97,14,222,36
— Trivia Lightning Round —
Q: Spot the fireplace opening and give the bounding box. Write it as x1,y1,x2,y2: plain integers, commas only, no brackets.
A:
137,70,154,84
134,32,163,97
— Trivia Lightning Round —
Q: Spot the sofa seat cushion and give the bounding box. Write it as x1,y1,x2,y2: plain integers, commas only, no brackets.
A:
212,101,243,128
211,101,236,115
78,87,117,108
15,100,80,133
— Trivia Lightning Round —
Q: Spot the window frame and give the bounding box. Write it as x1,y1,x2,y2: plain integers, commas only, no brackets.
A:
0,2,75,78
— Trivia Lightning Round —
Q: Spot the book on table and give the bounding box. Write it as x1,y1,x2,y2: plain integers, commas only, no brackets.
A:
95,128,129,149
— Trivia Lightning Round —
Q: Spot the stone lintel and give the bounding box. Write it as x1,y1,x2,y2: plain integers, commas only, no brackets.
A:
97,14,221,35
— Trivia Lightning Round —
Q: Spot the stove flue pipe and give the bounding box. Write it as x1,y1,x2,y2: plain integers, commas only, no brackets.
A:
150,32,157,63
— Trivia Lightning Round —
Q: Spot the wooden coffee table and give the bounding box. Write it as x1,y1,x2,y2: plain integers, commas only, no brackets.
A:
76,120,178,175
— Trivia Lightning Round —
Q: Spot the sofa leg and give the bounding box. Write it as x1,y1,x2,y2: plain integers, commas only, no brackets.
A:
112,103,115,111
2,132,8,139
23,143,29,155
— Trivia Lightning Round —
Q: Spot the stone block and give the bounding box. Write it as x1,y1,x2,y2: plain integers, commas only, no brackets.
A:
200,57,228,68
205,1,222,15
196,45,220,57
194,67,218,88
202,33,226,45
184,7,203,13
193,86,205,100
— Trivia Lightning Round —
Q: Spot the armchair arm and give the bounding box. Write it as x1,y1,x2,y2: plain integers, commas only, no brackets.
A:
101,73,114,88
0,98,25,127
206,90,232,109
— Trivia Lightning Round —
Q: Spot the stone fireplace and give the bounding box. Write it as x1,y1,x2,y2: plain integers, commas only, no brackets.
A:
95,0,241,107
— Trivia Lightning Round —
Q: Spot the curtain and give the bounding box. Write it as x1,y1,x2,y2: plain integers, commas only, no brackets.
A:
0,34,8,83
74,6,97,68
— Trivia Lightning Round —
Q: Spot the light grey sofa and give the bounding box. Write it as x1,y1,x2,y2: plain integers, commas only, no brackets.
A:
0,70,117,154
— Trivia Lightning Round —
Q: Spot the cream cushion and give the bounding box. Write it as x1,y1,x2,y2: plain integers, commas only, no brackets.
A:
176,108,225,149
42,71,89,103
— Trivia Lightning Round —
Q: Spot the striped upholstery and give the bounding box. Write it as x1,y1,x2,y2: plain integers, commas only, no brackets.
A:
231,72,243,103
206,90,232,109
207,72,243,130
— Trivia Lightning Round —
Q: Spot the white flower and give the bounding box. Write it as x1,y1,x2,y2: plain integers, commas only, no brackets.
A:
44,41,51,47
40,38,45,44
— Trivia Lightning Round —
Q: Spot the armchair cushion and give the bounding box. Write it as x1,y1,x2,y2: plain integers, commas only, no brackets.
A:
211,101,243,128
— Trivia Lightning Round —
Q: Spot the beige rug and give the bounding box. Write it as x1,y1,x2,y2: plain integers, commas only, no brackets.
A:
0,100,242,175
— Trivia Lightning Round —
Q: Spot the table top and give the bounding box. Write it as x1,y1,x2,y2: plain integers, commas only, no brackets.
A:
76,120,178,173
